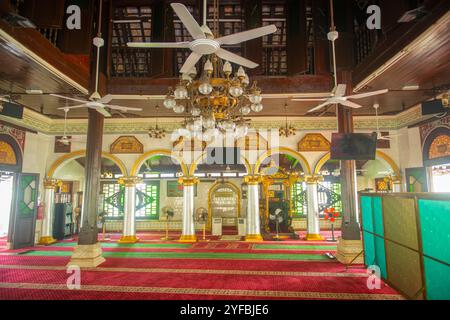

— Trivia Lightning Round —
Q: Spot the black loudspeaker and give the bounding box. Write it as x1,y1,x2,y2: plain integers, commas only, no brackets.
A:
1,101,24,119
53,204,66,240
422,99,447,115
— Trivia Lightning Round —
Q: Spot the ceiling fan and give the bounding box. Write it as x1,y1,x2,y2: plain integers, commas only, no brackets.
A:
292,0,388,113
51,1,142,117
127,2,277,74
373,104,403,141
56,108,86,145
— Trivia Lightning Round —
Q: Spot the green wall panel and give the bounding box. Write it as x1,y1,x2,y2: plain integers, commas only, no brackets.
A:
419,199,450,265
361,196,374,233
424,257,450,300
363,231,375,266
375,236,387,279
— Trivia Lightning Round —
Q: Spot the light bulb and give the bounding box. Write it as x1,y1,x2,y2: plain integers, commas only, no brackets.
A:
223,61,232,74
251,103,263,113
191,107,201,116
240,106,251,115
174,86,188,100
173,104,185,113
198,82,213,95
204,59,213,73
249,94,263,104
203,116,216,129
229,86,244,97
237,67,246,78
242,74,250,86
163,97,176,109
223,121,236,131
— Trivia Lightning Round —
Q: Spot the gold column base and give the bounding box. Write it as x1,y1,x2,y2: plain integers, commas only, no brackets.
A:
305,233,325,241
118,235,140,244
179,235,197,242
67,243,105,268
38,236,57,245
335,238,364,264
245,234,264,242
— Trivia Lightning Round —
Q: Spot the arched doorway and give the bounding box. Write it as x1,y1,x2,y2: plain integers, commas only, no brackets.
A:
208,181,241,234
422,127,450,192
255,148,311,237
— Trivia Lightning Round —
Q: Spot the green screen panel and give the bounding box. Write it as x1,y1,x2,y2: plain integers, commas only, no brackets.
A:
373,197,384,237
361,196,374,233
419,199,450,265
375,236,387,279
386,241,424,299
383,197,419,250
424,257,450,300
363,231,375,266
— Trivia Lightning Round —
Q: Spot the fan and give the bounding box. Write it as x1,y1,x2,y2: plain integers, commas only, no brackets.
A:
56,107,86,145
196,207,209,241
373,104,403,141
161,206,175,240
292,1,388,113
52,2,142,117
269,208,284,241
127,2,277,74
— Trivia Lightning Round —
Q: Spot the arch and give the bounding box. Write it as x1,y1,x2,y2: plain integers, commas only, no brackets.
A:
130,149,188,176
314,150,401,177
422,126,450,167
254,147,311,175
0,134,23,172
189,151,253,176
47,150,128,178
207,180,241,230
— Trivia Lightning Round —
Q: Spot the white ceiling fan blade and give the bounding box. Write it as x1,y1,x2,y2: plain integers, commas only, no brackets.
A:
171,3,205,40
179,52,202,74
51,94,88,104
216,49,258,68
333,84,347,97
99,94,113,104
90,106,111,117
57,105,86,110
291,98,328,102
307,101,333,113
127,42,190,48
347,89,389,100
107,105,143,112
339,100,364,109
217,25,277,45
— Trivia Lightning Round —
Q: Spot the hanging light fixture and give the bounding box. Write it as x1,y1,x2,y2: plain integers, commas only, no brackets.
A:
148,105,167,139
279,103,296,137
162,1,264,140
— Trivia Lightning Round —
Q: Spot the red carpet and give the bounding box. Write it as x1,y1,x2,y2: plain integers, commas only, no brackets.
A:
0,232,403,300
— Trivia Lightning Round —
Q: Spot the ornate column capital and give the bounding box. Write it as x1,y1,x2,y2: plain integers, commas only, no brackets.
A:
118,176,142,187
244,175,263,185
391,175,402,183
304,175,324,185
178,176,199,186
43,179,61,190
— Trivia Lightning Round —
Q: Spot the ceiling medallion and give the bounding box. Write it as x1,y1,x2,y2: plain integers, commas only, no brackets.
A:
164,55,264,142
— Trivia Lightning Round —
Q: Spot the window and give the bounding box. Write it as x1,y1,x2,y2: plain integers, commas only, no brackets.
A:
136,181,160,219
111,6,152,77
292,182,307,217
101,182,124,218
318,181,342,214
262,2,287,75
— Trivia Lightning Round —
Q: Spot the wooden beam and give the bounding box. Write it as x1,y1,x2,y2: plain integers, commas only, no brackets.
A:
312,0,330,76
243,0,263,76
286,0,307,75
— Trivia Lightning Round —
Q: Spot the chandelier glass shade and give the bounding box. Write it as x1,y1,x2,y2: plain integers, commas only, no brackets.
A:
164,55,263,141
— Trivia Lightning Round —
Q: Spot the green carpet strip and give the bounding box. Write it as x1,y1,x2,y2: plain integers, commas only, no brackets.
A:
254,244,337,250
21,250,330,261
50,242,191,249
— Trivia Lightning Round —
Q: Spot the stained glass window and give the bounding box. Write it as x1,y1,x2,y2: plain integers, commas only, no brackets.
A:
318,181,342,214
136,181,160,219
102,182,124,217
292,182,307,217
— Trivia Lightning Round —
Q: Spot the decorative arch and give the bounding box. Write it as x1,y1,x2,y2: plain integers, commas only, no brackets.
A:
314,150,401,177
422,127,450,167
47,150,128,178
254,147,311,175
130,149,188,176
0,133,23,172
207,180,241,230
189,151,253,176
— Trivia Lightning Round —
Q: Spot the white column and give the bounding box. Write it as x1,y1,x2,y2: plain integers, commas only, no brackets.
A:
244,176,263,242
392,177,402,193
179,177,198,242
39,179,58,245
305,176,324,241
118,177,141,243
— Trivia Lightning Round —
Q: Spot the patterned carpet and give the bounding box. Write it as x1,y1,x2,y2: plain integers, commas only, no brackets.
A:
0,233,404,300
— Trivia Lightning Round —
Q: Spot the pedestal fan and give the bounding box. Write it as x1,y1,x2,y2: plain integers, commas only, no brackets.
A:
269,208,284,241
161,206,175,241
196,207,209,241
